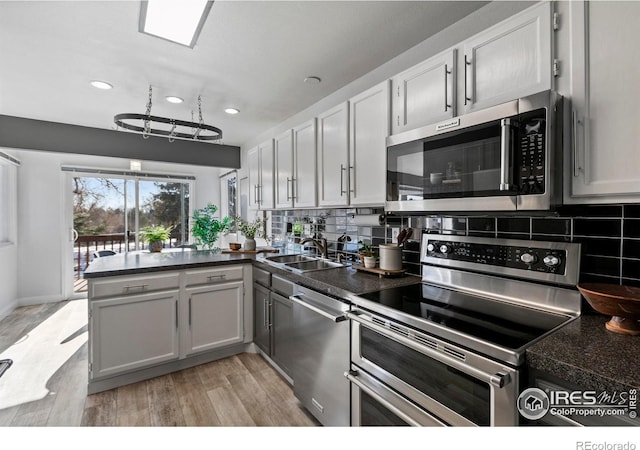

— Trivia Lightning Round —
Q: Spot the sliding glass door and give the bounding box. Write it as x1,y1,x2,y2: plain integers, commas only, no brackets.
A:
70,173,191,294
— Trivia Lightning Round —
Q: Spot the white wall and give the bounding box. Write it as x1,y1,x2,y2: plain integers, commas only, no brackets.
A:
13,149,223,306
0,149,19,320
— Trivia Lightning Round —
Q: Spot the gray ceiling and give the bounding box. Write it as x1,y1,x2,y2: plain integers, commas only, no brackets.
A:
0,1,489,147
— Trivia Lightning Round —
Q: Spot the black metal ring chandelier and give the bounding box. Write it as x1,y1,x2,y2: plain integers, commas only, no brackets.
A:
114,85,222,142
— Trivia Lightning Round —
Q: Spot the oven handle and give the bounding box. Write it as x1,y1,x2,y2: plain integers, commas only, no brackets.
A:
290,294,347,323
345,369,446,427
347,312,511,389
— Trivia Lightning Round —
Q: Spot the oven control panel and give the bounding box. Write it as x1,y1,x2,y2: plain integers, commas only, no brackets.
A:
425,239,567,275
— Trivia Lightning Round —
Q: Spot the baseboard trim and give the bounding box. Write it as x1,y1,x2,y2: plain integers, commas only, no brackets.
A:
88,343,252,394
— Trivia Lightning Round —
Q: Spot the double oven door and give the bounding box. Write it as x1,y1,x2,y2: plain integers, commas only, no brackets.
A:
347,308,519,426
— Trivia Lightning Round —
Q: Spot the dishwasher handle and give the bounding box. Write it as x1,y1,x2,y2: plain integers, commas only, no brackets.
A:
290,294,347,323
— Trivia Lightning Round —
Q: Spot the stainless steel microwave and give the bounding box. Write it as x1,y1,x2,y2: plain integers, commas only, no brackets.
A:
386,90,563,212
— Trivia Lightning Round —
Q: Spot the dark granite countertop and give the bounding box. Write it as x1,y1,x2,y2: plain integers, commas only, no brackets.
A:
84,248,637,394
83,249,422,297
526,313,640,391
83,250,253,278
253,259,421,298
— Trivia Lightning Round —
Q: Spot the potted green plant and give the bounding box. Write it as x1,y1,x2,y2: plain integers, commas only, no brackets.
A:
191,203,231,251
234,215,269,251
358,240,376,267
140,225,173,253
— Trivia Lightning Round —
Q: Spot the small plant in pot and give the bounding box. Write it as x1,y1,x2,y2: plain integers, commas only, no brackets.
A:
141,225,173,253
234,215,269,251
191,203,231,251
358,240,376,268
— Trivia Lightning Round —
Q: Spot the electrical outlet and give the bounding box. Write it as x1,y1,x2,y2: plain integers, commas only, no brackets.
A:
391,227,400,243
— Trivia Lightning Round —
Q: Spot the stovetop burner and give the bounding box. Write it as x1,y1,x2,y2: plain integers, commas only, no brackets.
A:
356,283,569,351
348,234,582,366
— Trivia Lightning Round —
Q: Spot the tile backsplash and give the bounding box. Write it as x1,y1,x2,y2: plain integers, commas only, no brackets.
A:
270,204,640,288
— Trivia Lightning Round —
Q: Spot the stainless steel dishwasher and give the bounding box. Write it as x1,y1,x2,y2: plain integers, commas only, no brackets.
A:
290,285,350,426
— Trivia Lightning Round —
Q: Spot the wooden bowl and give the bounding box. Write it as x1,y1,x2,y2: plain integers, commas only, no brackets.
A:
577,283,640,335
229,243,242,251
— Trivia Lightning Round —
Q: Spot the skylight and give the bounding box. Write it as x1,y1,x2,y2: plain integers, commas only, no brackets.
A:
139,0,213,48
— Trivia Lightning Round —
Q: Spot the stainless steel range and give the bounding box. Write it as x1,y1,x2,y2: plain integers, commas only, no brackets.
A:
346,233,581,426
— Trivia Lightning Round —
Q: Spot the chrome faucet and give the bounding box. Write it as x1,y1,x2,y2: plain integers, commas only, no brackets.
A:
300,237,328,259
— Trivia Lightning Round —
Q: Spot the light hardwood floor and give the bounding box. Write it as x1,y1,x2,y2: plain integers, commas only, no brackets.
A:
0,300,318,427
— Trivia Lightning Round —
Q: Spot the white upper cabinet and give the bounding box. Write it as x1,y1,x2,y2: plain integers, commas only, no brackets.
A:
317,102,350,207
271,120,317,210
389,2,552,136
349,81,390,206
292,119,317,208
391,49,456,135
274,129,294,209
462,1,552,113
248,139,274,210
565,0,640,201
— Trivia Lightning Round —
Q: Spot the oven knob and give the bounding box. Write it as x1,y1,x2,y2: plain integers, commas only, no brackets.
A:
427,243,435,252
520,252,537,265
543,255,561,267
439,244,451,254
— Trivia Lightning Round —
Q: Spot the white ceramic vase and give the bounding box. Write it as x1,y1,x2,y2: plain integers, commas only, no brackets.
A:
244,238,256,251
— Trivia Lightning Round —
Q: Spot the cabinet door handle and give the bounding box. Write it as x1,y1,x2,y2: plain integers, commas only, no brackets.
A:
286,177,292,201
444,64,452,112
291,178,297,200
175,300,178,329
188,297,192,327
253,184,258,205
573,110,582,177
340,164,347,196
263,297,267,328
464,54,471,106
349,165,355,195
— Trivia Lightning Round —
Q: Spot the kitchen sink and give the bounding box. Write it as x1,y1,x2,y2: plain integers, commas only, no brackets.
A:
261,253,348,273
283,259,346,273
264,254,315,264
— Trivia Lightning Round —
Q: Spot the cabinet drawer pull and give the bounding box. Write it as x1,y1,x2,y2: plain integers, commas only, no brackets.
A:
206,274,226,281
124,284,148,292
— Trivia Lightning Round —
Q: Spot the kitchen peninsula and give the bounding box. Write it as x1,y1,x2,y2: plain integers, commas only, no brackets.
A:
83,250,255,394
83,250,421,394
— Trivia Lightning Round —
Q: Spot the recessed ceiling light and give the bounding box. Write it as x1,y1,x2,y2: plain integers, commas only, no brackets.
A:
304,76,322,85
139,0,213,48
90,80,113,90
225,108,240,115
165,96,184,104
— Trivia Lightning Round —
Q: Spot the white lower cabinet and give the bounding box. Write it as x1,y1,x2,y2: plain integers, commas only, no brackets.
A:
184,281,244,355
88,264,249,386
89,290,180,380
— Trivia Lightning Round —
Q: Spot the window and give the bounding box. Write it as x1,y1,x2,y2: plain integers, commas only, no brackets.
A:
0,152,19,244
